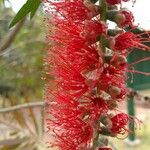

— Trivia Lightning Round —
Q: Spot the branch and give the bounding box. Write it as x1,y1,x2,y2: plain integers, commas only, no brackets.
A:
0,138,24,146
0,18,25,52
0,102,44,113
128,88,150,108
128,88,150,101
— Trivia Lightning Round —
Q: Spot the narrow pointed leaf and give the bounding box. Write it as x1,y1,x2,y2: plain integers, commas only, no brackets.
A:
30,0,41,19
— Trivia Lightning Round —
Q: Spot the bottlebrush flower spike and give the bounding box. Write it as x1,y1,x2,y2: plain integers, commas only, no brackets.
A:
53,63,89,98
46,92,93,149
110,113,130,134
114,31,150,51
48,19,107,45
44,0,107,148
44,0,149,149
45,0,99,22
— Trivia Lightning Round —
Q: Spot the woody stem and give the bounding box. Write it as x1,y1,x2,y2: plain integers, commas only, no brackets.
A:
91,0,108,149
99,0,107,53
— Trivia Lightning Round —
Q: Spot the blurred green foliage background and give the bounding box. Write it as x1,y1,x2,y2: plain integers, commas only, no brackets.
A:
0,1,47,149
0,0,45,99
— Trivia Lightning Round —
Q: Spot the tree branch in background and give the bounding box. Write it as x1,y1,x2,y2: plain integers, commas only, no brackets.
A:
0,101,44,113
0,18,25,52
0,138,24,146
128,88,150,103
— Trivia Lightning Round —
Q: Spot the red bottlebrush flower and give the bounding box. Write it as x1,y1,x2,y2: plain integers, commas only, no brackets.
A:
53,63,88,98
48,20,106,69
46,92,93,150
110,113,129,134
80,20,107,41
120,10,134,27
114,31,150,51
99,64,127,90
49,19,107,45
66,45,100,72
114,32,138,51
44,0,144,149
88,97,108,120
46,0,99,22
116,10,134,27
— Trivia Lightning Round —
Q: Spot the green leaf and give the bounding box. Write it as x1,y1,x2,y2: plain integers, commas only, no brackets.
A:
9,0,41,28
9,3,31,28
30,0,41,19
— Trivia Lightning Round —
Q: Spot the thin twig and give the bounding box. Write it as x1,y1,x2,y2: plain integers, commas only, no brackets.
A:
0,18,25,52
0,102,44,113
0,40,45,56
0,138,24,146
128,88,150,103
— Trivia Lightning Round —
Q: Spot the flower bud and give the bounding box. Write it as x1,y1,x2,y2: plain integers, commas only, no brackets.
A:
100,115,112,129
108,99,118,110
84,0,99,18
110,54,127,67
109,37,116,49
107,9,134,28
117,9,134,27
116,13,126,26
108,86,121,99
110,113,129,133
